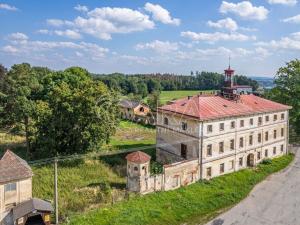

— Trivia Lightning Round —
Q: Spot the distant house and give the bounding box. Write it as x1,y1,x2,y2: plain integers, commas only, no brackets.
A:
0,150,53,225
119,99,154,124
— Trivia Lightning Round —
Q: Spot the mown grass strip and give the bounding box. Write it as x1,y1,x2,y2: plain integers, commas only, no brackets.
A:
66,154,294,225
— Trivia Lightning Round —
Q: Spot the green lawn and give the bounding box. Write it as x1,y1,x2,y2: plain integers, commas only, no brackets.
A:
66,154,294,225
160,90,214,104
0,121,156,221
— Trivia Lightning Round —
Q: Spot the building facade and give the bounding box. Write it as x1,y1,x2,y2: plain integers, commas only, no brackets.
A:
0,150,52,225
155,66,291,180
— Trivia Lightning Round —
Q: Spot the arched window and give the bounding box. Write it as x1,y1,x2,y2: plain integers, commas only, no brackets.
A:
164,117,168,125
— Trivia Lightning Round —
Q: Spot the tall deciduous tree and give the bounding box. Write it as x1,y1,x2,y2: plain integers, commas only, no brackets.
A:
33,67,120,158
268,59,300,134
0,63,42,157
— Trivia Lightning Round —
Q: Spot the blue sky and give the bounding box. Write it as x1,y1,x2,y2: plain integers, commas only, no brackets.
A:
0,0,300,76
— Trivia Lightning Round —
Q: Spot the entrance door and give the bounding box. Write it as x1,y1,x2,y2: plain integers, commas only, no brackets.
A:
247,154,255,167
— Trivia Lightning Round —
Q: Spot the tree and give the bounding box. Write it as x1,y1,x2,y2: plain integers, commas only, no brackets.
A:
33,67,120,158
0,63,42,157
147,91,161,111
0,64,7,81
268,59,300,134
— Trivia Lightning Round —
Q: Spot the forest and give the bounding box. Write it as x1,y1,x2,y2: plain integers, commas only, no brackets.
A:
94,72,260,98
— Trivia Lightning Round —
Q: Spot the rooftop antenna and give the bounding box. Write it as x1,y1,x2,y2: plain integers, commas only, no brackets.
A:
228,55,231,69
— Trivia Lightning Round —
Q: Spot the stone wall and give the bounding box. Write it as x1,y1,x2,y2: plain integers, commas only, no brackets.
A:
128,158,200,194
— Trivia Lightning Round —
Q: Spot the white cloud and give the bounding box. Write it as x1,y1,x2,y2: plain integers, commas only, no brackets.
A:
0,3,18,11
220,1,269,20
46,7,155,40
2,33,109,58
8,32,28,41
47,19,67,27
207,17,238,31
267,0,297,6
181,31,256,42
144,2,180,26
135,40,178,53
2,45,19,53
74,4,88,12
255,33,300,50
37,29,51,34
282,14,300,23
54,30,82,39
254,47,271,58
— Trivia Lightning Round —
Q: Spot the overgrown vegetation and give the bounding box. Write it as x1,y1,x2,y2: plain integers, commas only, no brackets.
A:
66,154,294,225
266,59,300,136
0,64,120,159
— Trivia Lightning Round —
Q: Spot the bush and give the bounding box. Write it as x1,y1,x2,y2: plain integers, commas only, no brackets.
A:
261,158,272,165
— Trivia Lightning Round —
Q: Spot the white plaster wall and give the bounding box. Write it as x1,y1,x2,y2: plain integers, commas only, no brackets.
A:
0,184,4,223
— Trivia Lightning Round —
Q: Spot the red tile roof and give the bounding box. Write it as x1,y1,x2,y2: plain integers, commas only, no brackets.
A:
158,94,291,121
0,150,33,184
126,151,151,163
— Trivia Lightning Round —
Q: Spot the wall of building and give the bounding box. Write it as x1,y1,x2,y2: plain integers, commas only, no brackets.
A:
0,178,32,225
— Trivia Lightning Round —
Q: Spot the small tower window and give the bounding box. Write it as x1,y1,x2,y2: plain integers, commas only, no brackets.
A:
134,166,138,171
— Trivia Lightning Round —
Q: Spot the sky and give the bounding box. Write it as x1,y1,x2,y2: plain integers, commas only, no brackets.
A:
0,0,300,77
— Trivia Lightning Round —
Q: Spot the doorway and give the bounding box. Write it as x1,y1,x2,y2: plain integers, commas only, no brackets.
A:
247,153,255,167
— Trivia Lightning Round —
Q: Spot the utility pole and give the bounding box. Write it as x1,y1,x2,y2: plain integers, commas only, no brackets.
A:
54,158,59,224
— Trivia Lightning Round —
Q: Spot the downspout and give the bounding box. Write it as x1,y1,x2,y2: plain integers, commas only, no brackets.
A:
199,121,204,180
287,110,289,155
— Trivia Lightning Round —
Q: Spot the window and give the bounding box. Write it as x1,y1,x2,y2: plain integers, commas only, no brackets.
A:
281,144,284,152
249,135,253,146
257,152,261,160
239,157,243,166
207,125,213,133
273,130,277,139
258,117,262,126
239,137,244,148
4,183,16,192
250,118,254,125
240,120,244,128
265,149,268,157
139,107,144,112
265,115,269,122
182,122,187,130
220,163,225,174
229,160,234,170
258,133,262,143
281,113,285,120
207,144,212,157
181,144,187,159
273,147,276,155
134,166,138,171
265,131,269,141
219,142,224,153
281,128,284,137
231,121,235,129
274,114,278,121
219,123,224,131
163,117,168,125
206,167,212,177
230,139,235,150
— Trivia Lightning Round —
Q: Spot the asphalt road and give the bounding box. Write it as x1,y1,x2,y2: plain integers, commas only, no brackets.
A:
205,148,300,225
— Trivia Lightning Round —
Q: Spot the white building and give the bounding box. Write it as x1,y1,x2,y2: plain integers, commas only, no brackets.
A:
156,66,291,180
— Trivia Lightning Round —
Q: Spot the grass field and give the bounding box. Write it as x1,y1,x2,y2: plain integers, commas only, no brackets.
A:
66,154,294,225
0,121,156,221
160,90,214,104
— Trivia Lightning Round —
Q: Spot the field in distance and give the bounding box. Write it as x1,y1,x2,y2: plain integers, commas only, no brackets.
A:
160,90,214,104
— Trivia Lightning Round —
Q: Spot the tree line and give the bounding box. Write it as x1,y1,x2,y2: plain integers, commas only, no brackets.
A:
94,72,260,99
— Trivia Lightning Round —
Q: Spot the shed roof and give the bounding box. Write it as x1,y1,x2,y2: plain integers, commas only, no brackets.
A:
158,94,291,121
13,198,53,221
119,99,141,109
0,150,33,184
126,151,151,163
